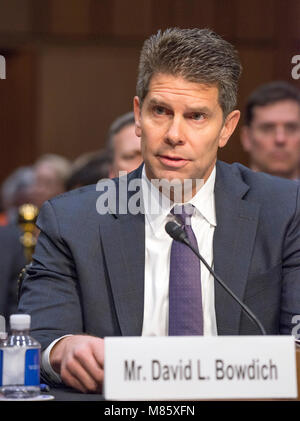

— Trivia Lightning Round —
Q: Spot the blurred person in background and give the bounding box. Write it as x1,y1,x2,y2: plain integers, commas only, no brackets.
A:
0,169,29,319
106,111,142,177
65,149,111,191
0,156,71,318
240,81,300,180
0,224,26,320
0,196,6,226
32,154,72,208
0,166,36,225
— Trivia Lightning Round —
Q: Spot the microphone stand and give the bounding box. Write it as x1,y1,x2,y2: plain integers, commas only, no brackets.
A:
165,221,266,335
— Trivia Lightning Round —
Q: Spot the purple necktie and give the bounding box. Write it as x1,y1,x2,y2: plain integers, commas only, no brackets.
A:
168,204,203,335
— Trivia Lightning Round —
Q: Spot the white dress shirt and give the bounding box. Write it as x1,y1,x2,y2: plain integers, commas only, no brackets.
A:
42,165,218,382
141,165,217,336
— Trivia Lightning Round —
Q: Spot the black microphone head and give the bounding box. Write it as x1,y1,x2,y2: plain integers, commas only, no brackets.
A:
165,220,188,243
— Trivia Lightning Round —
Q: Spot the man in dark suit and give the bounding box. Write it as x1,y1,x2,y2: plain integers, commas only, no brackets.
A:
18,28,300,394
106,111,143,178
0,225,26,320
240,81,300,180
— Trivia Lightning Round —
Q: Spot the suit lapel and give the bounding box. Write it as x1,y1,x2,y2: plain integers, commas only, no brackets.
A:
213,162,260,334
99,161,261,336
99,166,145,336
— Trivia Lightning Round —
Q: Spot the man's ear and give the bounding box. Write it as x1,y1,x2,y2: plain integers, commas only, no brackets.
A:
133,96,142,137
218,110,241,148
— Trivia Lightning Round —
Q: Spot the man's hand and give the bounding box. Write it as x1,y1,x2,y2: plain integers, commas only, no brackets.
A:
50,335,104,393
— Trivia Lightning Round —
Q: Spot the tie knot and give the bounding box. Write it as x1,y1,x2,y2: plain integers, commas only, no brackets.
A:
171,204,194,226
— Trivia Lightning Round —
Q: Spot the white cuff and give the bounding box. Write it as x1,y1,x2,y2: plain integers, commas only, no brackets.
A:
41,335,73,384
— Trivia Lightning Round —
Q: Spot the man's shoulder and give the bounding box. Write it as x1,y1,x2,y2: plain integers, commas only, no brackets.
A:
48,183,96,209
46,165,144,215
0,224,23,248
0,224,21,239
40,183,106,227
220,161,299,198
50,183,100,206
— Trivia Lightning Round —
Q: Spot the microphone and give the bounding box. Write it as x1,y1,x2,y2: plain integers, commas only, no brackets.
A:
165,220,266,335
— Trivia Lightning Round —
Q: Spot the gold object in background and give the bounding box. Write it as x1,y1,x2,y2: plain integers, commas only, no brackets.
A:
18,203,39,263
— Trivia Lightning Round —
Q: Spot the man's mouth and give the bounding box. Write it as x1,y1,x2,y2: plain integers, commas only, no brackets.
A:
157,154,190,168
269,151,290,160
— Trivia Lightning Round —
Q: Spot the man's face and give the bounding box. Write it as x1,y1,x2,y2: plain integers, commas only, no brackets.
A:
110,124,142,177
32,162,65,208
241,100,300,179
134,73,240,196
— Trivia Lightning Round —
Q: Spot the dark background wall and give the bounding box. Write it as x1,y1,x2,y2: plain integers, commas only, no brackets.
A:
0,0,299,184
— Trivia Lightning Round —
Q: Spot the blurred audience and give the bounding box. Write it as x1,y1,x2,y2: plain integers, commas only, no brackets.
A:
241,81,300,179
106,111,142,177
0,153,72,320
56,112,143,193
0,224,26,320
32,154,72,208
65,150,111,191
0,166,36,225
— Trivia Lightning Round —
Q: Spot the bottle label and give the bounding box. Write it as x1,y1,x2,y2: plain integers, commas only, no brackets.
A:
24,349,40,386
1,347,40,386
0,350,3,386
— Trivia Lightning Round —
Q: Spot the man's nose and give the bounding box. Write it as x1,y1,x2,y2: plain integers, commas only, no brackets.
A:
165,116,185,146
274,126,286,144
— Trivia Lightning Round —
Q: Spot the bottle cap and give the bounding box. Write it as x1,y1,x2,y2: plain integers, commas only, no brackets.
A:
0,315,5,333
0,332,7,340
10,314,31,330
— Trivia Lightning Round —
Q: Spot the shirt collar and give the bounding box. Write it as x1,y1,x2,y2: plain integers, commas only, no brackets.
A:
141,165,217,236
190,166,216,227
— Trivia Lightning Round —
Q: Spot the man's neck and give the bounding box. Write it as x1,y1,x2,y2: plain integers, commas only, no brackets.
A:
250,163,300,180
145,165,215,204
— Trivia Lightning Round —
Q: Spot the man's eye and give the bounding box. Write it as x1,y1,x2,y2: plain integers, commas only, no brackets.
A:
191,112,204,120
258,124,274,133
285,123,300,134
154,106,166,115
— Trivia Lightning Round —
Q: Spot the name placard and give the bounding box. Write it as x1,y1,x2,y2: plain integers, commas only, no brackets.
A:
104,336,297,400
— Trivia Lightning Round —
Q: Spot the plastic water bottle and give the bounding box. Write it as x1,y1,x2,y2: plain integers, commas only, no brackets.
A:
0,330,8,389
0,314,41,399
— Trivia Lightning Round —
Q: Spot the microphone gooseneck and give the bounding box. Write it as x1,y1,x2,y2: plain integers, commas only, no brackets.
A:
165,220,266,335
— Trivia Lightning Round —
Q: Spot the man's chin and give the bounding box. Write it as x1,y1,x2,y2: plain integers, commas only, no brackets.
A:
148,175,204,203
149,172,189,186
146,167,179,182
266,165,294,178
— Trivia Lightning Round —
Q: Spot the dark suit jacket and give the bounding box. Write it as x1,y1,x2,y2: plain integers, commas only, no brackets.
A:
18,161,300,350
0,225,26,321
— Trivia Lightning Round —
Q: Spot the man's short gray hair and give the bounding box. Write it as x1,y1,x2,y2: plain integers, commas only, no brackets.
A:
34,154,72,183
1,166,35,209
136,27,242,117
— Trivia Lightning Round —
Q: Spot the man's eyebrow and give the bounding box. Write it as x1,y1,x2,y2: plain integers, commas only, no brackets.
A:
148,98,170,108
148,98,212,115
186,105,212,115
258,122,275,126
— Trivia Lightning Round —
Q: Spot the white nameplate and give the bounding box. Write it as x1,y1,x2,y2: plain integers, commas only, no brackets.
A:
104,336,297,400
